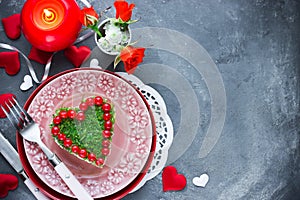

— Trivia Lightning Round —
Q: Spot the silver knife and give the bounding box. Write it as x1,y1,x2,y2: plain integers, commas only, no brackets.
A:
0,131,50,200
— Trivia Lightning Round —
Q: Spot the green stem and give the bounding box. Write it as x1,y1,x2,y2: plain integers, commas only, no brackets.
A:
94,28,103,38
89,25,102,38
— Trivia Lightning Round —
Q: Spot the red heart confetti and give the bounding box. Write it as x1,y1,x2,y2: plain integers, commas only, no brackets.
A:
64,45,91,68
162,166,187,192
1,13,21,40
28,46,53,65
0,93,16,118
0,174,18,198
0,51,20,75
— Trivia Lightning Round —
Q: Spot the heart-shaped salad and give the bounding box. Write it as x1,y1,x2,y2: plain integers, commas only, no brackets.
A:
50,96,115,167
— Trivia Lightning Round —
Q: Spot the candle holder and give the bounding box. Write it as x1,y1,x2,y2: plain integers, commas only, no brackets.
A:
21,0,82,52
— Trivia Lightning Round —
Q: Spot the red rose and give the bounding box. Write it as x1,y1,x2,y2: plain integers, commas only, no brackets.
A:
114,0,135,22
80,7,99,26
120,46,145,74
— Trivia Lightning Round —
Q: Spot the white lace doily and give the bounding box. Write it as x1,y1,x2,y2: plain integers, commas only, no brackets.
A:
116,72,174,193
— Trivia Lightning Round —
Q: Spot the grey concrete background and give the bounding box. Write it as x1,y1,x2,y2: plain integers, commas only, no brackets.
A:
0,0,300,200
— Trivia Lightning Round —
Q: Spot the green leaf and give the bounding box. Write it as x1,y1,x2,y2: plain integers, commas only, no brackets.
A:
114,55,122,68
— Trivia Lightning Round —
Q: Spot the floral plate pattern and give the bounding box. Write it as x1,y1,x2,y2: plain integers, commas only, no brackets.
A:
116,72,174,193
22,69,155,198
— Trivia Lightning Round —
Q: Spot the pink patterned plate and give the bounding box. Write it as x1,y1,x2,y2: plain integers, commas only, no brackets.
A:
17,68,156,199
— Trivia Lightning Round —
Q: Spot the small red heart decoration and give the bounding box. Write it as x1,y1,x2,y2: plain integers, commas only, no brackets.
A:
28,46,53,65
1,13,21,40
0,93,16,118
162,166,187,192
64,45,91,68
0,174,19,198
0,51,20,75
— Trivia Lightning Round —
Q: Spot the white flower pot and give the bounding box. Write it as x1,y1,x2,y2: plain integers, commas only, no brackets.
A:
94,18,132,56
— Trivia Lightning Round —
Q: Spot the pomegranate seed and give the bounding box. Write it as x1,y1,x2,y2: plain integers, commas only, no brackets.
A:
59,110,68,119
102,139,110,147
76,112,85,121
51,126,60,136
102,103,111,112
94,96,103,106
64,138,73,147
101,148,110,156
58,133,66,141
67,110,77,119
96,158,104,166
85,97,94,106
104,120,112,130
79,149,87,158
71,145,79,153
102,130,112,138
103,113,111,121
88,153,96,161
53,116,61,125
79,102,88,111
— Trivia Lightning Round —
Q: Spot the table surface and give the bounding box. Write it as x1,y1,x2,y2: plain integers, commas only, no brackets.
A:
1,0,300,200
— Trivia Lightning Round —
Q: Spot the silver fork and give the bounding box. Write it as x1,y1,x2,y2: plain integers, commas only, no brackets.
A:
2,97,93,200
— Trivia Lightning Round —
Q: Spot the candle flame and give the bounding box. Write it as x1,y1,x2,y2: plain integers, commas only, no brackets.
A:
42,8,56,24
43,9,52,18
32,1,65,31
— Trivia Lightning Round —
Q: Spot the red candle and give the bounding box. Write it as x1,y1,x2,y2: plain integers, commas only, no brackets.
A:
21,0,82,52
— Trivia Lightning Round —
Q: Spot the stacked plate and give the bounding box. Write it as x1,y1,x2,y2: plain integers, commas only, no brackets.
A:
16,69,156,199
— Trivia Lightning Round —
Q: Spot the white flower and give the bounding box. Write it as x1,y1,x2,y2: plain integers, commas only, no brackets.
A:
121,32,130,45
105,23,122,45
98,37,113,51
108,169,125,184
98,20,130,54
119,153,142,175
113,44,123,52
